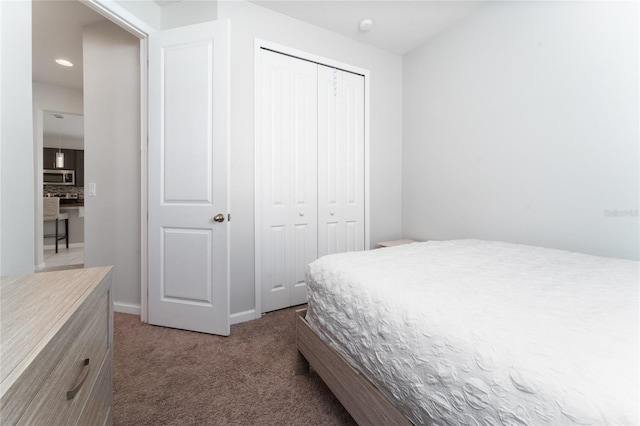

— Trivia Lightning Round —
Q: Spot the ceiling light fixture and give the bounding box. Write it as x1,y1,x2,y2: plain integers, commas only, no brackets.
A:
55,59,74,67
54,114,65,169
359,18,373,32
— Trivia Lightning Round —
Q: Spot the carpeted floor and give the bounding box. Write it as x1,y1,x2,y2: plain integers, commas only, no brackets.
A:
113,307,357,425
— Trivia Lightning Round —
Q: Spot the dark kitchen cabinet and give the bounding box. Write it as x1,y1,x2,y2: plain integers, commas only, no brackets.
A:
43,148,76,170
62,149,75,170
43,148,56,170
75,150,84,187
43,148,84,186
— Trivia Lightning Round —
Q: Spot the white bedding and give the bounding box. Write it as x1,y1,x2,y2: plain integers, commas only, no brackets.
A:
305,240,639,425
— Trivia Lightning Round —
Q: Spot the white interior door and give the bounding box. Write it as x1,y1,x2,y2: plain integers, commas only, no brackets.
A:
318,66,365,256
148,20,230,335
259,49,318,313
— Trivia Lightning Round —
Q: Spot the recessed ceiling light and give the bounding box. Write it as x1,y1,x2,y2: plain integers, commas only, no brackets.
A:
55,59,74,67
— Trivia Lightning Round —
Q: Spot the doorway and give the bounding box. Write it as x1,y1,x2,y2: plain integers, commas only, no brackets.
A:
31,0,103,271
39,110,85,271
32,0,147,318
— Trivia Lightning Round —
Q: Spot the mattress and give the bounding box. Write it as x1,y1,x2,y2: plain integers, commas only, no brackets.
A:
305,240,639,425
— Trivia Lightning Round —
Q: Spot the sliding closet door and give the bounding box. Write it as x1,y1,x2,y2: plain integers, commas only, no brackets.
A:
258,49,318,313
318,66,365,256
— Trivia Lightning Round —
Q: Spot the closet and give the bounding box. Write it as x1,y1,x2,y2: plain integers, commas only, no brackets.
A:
257,48,366,313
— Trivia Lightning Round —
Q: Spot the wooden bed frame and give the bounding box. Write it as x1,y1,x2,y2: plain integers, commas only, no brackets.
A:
295,309,412,425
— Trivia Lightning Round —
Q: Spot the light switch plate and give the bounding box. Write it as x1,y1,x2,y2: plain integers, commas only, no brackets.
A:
88,183,96,197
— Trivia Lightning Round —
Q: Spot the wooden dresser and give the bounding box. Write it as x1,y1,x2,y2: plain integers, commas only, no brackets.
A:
1,267,113,425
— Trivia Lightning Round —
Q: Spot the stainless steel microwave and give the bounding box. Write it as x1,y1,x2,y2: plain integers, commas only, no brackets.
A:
43,169,75,186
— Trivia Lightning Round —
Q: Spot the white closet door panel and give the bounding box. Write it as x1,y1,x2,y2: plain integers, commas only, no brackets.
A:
263,225,289,304
345,221,358,252
318,66,365,257
259,50,317,312
291,223,310,305
344,82,358,205
324,222,339,255
290,57,318,306
318,68,342,255
260,50,291,312
342,71,365,252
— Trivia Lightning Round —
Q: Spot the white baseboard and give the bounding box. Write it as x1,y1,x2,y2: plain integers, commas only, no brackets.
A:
114,302,141,316
44,242,85,250
35,262,46,271
112,306,255,323
230,309,257,325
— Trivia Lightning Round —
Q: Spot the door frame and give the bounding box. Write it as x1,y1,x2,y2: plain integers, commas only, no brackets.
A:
253,39,371,318
81,0,150,321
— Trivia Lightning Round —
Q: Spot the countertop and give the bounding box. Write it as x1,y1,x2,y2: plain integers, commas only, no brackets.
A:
59,200,84,208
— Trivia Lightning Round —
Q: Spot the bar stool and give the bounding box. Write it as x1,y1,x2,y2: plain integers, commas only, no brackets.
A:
43,197,69,253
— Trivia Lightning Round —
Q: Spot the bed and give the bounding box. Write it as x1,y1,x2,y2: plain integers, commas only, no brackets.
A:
296,239,639,425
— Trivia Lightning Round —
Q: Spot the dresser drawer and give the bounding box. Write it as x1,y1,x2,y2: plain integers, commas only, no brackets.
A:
77,351,112,426
17,292,109,425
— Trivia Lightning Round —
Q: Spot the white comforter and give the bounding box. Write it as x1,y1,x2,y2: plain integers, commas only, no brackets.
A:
305,240,639,425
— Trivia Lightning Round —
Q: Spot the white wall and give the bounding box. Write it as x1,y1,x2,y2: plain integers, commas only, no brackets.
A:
43,136,84,150
81,0,402,317
217,1,403,314
113,0,161,31
83,21,141,312
162,0,217,30
32,81,84,269
402,1,639,260
110,0,216,31
0,1,34,276
33,82,83,113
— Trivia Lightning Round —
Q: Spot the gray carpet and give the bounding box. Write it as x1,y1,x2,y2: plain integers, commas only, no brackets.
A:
113,307,357,425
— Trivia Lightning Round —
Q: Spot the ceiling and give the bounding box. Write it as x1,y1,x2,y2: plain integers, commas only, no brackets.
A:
32,0,485,92
32,1,484,144
248,1,485,55
43,111,85,140
32,0,106,90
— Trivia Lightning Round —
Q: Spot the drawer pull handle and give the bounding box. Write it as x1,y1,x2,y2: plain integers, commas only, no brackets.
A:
67,358,90,400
